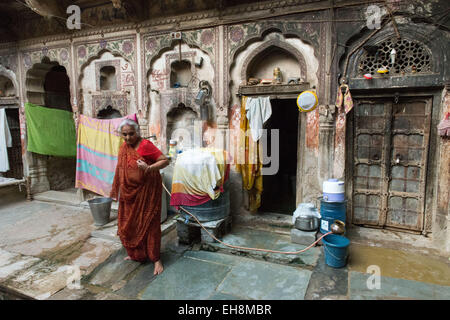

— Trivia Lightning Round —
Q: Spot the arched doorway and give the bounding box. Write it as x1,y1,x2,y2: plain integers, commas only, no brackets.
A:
242,44,305,215
25,57,75,192
0,74,23,180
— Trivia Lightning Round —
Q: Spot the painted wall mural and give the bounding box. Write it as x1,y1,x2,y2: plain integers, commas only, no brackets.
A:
227,21,320,60
0,53,18,74
143,28,216,70
77,38,136,69
22,47,71,71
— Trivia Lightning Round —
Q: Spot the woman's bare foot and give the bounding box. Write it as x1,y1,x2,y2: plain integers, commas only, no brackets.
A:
124,256,132,261
154,260,163,275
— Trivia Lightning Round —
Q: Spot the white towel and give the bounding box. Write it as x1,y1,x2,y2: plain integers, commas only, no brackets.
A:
0,108,12,172
173,148,222,199
245,96,272,141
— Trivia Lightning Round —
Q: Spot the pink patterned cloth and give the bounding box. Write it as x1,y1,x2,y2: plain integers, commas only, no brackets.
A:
438,112,450,137
336,84,354,114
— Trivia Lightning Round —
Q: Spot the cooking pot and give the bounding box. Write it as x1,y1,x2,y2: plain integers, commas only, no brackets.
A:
295,215,319,231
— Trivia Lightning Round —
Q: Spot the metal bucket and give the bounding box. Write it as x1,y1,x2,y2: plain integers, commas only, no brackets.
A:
88,197,112,226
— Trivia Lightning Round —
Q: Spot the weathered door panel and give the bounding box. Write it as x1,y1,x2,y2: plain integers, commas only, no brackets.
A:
351,97,432,233
352,101,390,226
385,99,432,231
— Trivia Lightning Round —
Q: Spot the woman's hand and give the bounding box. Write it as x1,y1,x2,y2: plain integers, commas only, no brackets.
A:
136,159,148,171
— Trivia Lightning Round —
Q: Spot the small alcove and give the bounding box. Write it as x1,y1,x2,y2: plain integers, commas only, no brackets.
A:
246,46,301,82
0,76,15,97
170,60,192,88
166,103,198,149
99,65,117,91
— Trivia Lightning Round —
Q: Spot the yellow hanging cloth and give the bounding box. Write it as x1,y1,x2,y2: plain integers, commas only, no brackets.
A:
236,96,263,212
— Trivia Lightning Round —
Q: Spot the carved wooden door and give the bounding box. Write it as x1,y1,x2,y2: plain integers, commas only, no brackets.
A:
351,97,432,232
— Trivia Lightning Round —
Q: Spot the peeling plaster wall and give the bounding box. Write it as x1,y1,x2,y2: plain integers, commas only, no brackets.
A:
229,31,320,210
435,88,450,252
148,43,216,152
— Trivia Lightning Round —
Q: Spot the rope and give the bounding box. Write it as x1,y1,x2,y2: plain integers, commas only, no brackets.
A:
162,182,332,255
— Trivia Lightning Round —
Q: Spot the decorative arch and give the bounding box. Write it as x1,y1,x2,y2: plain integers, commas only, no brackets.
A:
226,25,321,108
143,30,218,112
77,49,135,117
21,47,73,111
239,39,308,82
0,64,19,97
25,57,72,111
338,19,447,82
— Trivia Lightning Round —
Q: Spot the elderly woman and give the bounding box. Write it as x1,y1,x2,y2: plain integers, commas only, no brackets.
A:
110,119,169,275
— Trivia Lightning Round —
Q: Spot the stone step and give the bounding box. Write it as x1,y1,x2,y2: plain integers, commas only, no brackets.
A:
33,190,82,207
200,226,321,269
232,212,294,236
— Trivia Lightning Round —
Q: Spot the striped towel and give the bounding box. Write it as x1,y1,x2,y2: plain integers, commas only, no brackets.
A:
75,114,137,197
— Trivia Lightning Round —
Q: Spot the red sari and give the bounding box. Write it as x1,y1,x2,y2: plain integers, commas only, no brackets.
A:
111,139,163,262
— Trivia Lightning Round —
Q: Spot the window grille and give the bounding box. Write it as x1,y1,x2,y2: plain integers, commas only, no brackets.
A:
359,38,432,75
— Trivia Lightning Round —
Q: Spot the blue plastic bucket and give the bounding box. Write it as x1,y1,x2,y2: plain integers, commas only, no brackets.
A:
319,198,346,234
322,234,350,268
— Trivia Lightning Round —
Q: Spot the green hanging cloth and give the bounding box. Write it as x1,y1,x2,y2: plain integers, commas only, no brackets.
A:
25,102,76,157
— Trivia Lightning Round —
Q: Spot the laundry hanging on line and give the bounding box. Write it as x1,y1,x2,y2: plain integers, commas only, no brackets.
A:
236,96,264,212
245,96,272,142
75,113,138,197
336,84,353,114
0,108,12,172
25,102,77,157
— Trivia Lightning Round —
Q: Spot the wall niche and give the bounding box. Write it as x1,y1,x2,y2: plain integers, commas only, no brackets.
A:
0,75,15,97
99,65,117,91
170,60,192,88
166,103,199,150
246,46,302,82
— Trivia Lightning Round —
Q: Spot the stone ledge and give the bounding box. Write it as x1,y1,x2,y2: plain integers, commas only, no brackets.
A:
291,228,318,246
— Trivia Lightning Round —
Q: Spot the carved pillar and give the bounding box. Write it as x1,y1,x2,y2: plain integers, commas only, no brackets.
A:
318,104,336,183
27,151,50,194
216,114,228,151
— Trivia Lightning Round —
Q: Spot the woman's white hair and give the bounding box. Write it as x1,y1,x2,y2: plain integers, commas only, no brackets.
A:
118,119,140,135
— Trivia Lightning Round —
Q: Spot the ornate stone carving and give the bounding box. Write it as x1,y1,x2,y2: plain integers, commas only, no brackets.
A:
91,92,128,117
318,104,336,124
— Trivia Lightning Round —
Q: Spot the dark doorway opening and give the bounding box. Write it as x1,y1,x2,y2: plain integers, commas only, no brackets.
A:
259,99,298,215
3,108,23,179
97,105,122,119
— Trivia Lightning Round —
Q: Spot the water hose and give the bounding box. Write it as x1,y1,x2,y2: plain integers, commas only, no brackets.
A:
162,182,334,255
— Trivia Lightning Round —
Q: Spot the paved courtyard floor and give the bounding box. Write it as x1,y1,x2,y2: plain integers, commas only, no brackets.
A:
1,187,449,300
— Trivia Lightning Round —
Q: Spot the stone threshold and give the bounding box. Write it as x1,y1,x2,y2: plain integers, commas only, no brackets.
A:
346,225,446,258
232,211,294,236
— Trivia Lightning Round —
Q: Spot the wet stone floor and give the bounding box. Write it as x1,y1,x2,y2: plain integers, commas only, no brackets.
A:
1,189,449,300
73,226,450,300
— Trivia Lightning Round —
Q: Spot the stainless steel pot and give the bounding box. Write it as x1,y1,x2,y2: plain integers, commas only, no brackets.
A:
295,215,319,231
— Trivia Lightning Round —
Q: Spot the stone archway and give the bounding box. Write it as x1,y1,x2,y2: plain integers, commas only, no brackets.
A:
240,39,308,83
25,57,75,193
